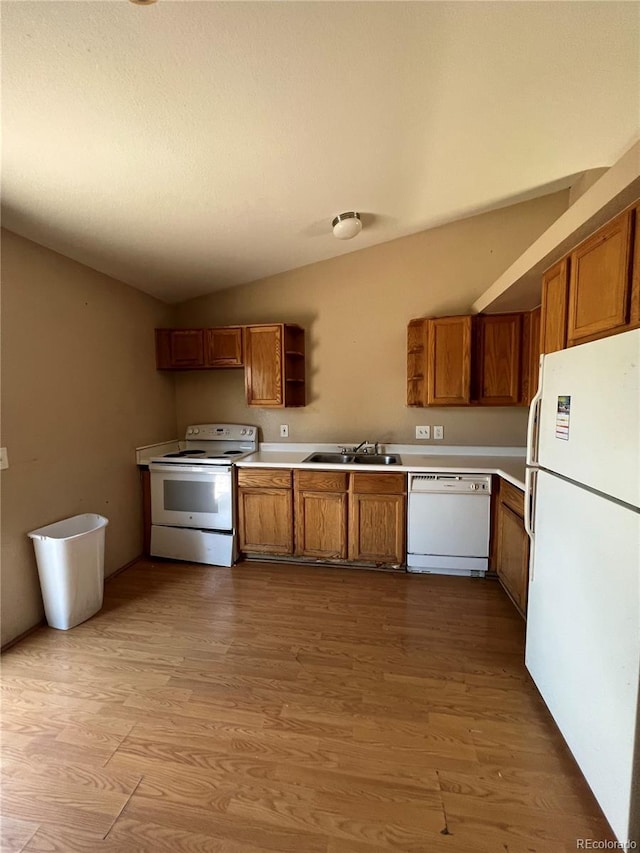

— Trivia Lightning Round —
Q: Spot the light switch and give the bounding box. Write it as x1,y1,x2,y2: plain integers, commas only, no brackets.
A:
433,426,444,440
0,448,8,470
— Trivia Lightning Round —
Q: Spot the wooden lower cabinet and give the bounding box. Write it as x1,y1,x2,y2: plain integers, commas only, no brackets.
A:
349,493,405,564
495,480,529,618
140,467,151,556
239,468,406,568
349,472,406,566
295,491,348,559
294,470,348,559
237,469,293,555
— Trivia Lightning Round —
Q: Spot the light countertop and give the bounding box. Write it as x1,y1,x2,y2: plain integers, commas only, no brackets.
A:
236,444,526,490
136,441,527,490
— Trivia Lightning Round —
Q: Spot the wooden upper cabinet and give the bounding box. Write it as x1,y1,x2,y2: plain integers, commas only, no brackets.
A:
540,258,569,354
567,210,632,346
205,327,243,367
244,324,306,408
426,316,472,405
156,329,204,369
475,313,522,405
156,327,242,369
521,307,542,406
630,204,640,328
407,319,428,407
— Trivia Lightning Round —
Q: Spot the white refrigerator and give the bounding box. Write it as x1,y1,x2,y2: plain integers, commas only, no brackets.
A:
525,327,640,845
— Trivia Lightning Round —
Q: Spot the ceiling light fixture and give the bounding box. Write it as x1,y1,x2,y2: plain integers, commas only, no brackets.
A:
129,0,158,5
332,211,362,240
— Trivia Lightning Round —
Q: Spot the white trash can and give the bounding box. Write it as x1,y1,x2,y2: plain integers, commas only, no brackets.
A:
28,513,109,630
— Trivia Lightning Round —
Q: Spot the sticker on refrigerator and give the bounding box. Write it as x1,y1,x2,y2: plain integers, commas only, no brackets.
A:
555,395,571,440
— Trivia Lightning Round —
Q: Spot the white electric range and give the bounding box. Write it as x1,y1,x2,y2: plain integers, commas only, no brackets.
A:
149,424,257,566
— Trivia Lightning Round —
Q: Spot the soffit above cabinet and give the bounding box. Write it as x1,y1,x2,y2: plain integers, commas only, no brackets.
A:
473,140,640,315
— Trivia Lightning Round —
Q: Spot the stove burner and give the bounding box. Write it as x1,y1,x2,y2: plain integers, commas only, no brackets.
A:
224,450,243,455
164,450,206,458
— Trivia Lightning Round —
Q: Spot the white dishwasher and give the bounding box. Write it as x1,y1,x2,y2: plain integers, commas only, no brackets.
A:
407,473,492,576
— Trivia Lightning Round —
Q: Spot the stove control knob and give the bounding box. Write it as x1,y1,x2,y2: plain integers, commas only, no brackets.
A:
241,429,247,435
187,428,193,435
193,428,200,435
248,428,254,435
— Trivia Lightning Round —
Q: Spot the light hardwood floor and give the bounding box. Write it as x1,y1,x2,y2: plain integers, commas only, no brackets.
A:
1,559,613,852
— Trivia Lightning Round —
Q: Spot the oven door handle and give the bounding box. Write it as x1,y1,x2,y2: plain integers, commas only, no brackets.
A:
149,464,230,475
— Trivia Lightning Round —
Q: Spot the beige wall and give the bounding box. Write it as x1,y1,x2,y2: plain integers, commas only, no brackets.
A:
0,230,177,646
175,191,569,445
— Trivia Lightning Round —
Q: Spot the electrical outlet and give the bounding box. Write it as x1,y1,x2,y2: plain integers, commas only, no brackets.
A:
433,425,444,440
0,448,8,470
415,426,430,439
279,424,289,438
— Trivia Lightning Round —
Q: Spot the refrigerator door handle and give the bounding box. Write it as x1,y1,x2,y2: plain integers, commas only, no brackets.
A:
524,467,536,539
524,467,537,580
526,356,544,466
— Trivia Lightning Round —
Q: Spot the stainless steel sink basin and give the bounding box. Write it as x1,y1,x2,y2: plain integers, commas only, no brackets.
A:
353,454,400,465
302,452,400,465
303,452,356,464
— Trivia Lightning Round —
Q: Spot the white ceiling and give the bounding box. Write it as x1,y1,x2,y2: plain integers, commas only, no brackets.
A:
2,2,639,303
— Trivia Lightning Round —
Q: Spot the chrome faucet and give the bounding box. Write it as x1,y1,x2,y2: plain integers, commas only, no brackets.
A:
352,439,370,454
338,440,380,455
348,440,380,455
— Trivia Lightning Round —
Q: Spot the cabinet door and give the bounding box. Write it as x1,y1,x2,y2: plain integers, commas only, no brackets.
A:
348,493,405,564
540,258,569,354
496,501,529,617
170,330,205,367
140,467,151,556
475,313,522,405
238,487,293,554
155,329,204,369
567,211,632,345
630,205,640,328
295,491,347,559
426,316,471,405
206,327,243,367
245,325,284,407
521,307,541,406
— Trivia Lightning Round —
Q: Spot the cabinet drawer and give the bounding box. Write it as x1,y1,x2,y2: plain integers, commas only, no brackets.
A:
237,468,292,489
294,470,348,492
350,472,406,495
500,479,524,517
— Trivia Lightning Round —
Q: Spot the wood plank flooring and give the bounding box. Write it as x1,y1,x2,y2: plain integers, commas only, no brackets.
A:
1,559,614,852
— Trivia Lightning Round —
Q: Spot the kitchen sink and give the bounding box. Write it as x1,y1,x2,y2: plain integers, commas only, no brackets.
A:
353,454,400,465
303,453,356,464
302,452,401,465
